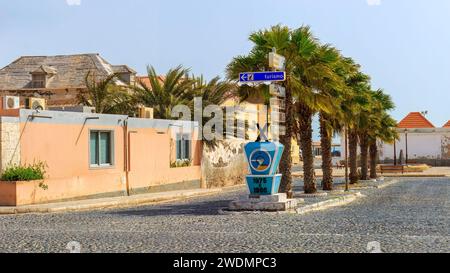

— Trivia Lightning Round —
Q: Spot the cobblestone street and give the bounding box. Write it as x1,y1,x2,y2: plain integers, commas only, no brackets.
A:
0,178,448,253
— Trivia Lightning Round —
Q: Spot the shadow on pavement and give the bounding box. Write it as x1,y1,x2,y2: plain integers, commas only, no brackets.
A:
107,198,238,217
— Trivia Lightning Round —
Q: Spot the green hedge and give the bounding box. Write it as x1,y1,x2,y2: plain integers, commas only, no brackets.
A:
1,162,47,182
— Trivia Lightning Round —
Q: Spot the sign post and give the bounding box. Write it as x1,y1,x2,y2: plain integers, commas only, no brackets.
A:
229,50,297,211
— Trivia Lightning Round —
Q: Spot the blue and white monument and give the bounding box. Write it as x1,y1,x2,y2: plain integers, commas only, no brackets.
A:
244,141,284,195
228,139,298,211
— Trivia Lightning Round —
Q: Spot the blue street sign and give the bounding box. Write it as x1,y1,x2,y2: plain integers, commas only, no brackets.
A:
239,71,286,83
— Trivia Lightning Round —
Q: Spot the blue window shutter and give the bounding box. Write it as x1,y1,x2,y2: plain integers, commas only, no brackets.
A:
99,132,111,165
176,134,182,160
90,132,99,165
184,139,190,159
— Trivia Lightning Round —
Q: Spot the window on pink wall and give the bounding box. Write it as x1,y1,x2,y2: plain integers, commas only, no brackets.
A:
90,130,114,167
176,133,191,160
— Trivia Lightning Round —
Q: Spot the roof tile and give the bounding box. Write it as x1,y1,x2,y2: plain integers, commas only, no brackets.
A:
397,112,435,128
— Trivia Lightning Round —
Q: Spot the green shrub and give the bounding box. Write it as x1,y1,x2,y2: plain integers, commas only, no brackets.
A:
1,161,47,182
170,159,192,168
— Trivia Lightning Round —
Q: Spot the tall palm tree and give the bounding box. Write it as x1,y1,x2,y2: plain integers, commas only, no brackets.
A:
342,71,371,184
357,89,396,180
191,75,237,146
135,65,195,119
78,71,136,115
291,41,344,193
227,25,296,197
192,75,236,108
317,52,354,191
369,113,398,178
356,90,376,181
227,25,345,195
362,90,396,179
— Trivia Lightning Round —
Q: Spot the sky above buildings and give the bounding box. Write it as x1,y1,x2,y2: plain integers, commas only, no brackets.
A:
1,0,449,129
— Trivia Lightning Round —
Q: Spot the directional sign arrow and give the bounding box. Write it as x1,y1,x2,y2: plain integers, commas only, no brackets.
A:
239,72,285,83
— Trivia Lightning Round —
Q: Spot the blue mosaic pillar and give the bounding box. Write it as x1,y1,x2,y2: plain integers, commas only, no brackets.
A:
244,142,285,195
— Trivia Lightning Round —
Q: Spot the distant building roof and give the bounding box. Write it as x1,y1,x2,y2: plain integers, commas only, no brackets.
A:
443,120,450,128
112,65,136,74
397,112,435,129
136,75,166,89
0,53,135,90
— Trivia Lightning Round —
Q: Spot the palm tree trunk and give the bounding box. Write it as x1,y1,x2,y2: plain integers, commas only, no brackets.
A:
319,113,333,191
369,141,378,179
359,133,369,180
298,103,316,194
348,129,359,184
279,88,293,198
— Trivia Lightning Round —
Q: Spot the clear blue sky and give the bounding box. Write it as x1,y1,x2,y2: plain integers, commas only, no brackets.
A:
1,0,450,128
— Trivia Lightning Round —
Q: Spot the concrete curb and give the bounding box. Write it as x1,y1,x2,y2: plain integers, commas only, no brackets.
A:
293,173,449,178
381,174,447,178
0,187,229,215
295,192,364,215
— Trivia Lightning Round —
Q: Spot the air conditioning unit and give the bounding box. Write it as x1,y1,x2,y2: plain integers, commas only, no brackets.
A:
26,97,47,111
2,96,20,110
138,107,154,119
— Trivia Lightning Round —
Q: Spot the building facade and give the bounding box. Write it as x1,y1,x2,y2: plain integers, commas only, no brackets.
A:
0,109,202,206
379,112,450,165
340,112,450,166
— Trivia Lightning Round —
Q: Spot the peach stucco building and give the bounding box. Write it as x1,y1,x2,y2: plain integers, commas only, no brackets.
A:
0,109,202,206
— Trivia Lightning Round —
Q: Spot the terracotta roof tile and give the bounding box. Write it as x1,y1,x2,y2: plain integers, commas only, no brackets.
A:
443,120,450,128
397,112,435,128
136,75,166,89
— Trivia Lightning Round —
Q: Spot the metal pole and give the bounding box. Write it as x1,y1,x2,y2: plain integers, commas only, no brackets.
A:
393,140,397,166
405,130,408,165
345,126,349,192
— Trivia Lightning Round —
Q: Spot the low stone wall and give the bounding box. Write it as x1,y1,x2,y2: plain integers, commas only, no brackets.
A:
201,139,247,188
0,117,21,173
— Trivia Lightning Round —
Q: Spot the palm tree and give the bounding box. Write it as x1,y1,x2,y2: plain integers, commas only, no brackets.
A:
191,75,237,145
135,65,195,119
369,113,398,178
78,71,136,115
291,41,344,194
317,52,354,191
227,25,345,195
341,71,371,184
227,25,296,197
356,89,396,180
356,91,375,181
362,90,396,179
192,75,236,108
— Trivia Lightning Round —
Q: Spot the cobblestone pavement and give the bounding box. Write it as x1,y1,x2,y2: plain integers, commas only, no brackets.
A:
0,178,448,253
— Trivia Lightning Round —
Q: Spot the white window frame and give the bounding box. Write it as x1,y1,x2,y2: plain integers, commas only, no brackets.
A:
89,130,115,169
176,133,191,161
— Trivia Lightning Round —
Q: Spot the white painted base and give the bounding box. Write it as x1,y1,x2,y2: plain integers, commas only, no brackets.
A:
228,193,299,211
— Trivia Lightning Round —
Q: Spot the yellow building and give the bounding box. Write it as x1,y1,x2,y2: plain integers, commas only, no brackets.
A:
222,95,301,165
